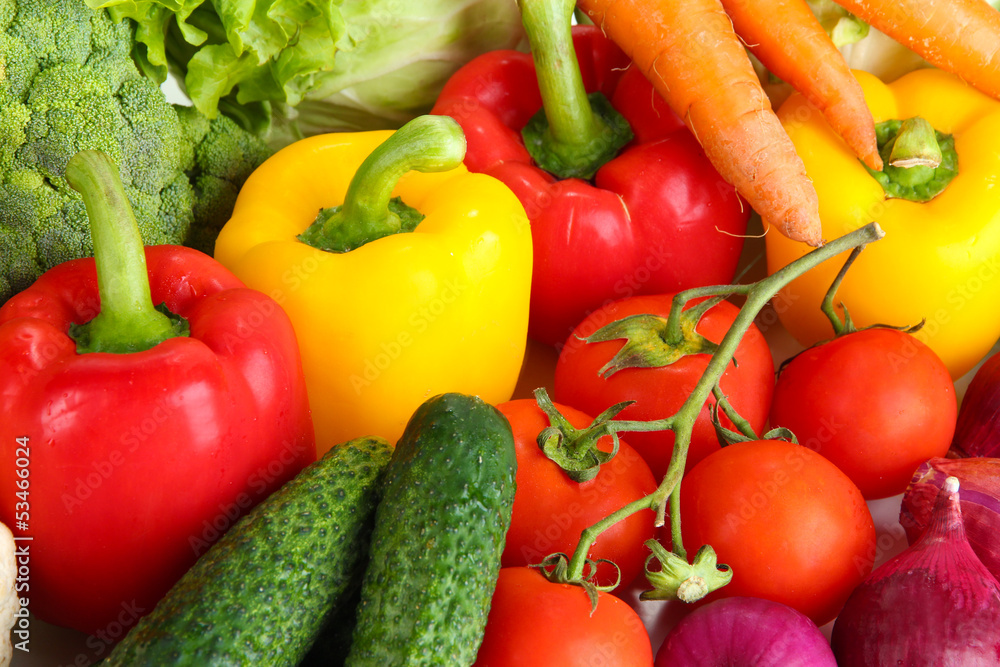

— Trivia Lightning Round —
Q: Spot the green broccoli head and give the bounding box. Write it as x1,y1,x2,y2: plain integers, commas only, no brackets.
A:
175,106,274,256
0,0,271,303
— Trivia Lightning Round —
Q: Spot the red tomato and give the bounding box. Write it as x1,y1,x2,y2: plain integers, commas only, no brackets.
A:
497,399,658,588
768,327,957,499
553,294,775,480
474,567,654,667
679,439,876,626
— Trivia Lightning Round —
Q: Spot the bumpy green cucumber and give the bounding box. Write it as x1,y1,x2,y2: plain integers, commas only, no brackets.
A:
345,392,517,667
104,436,393,666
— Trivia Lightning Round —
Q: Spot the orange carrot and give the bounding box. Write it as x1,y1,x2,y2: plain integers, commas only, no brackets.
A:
721,0,882,171
833,0,1000,100
578,0,824,247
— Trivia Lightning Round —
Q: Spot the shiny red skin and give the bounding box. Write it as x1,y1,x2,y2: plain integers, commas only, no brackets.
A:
768,327,957,500
553,294,775,481
680,440,876,626
432,26,750,347
496,399,657,588
0,246,316,634
473,567,654,667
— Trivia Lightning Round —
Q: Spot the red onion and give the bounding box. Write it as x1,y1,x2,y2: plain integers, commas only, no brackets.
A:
654,597,837,666
950,351,1000,457
900,457,1000,581
831,476,1000,666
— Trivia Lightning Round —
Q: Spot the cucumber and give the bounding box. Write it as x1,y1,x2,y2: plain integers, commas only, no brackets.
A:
104,436,392,666
345,392,517,667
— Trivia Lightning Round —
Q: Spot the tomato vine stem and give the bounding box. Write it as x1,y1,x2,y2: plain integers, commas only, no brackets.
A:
563,222,886,584
820,244,864,336
711,387,759,441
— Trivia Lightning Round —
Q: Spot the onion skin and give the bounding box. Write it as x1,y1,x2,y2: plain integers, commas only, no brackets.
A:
949,352,1000,458
900,457,1000,581
832,477,1000,667
654,597,837,666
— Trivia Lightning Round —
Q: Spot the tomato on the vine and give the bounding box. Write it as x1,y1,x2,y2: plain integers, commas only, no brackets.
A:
768,327,957,499
678,439,876,626
553,293,774,480
473,567,654,667
496,398,658,588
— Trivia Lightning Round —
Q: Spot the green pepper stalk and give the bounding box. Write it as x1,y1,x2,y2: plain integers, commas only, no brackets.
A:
516,0,632,179
65,150,189,354
863,116,958,202
297,115,467,253
556,221,887,591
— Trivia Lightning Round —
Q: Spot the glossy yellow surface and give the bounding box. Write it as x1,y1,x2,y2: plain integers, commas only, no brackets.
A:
215,131,533,454
766,69,1000,379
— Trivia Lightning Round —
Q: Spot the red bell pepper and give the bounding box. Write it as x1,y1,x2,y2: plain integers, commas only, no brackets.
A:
0,151,315,635
431,2,751,348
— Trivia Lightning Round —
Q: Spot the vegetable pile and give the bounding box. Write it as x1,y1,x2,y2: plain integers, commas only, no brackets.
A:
2,0,1000,665
430,18,751,347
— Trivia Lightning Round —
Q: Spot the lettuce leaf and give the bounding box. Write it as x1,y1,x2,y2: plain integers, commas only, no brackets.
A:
86,0,524,145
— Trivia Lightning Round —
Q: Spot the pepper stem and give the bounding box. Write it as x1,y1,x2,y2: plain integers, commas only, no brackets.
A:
65,150,188,354
863,116,957,202
517,0,633,179
888,117,942,168
298,115,467,253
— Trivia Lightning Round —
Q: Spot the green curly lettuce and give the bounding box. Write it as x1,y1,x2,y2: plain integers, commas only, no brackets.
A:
86,0,525,146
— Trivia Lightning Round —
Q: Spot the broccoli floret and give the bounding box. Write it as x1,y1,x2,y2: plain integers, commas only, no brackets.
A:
175,106,273,255
0,0,272,303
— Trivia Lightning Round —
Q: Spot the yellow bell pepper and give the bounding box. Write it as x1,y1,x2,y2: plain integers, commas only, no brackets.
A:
214,116,533,454
766,68,1000,379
